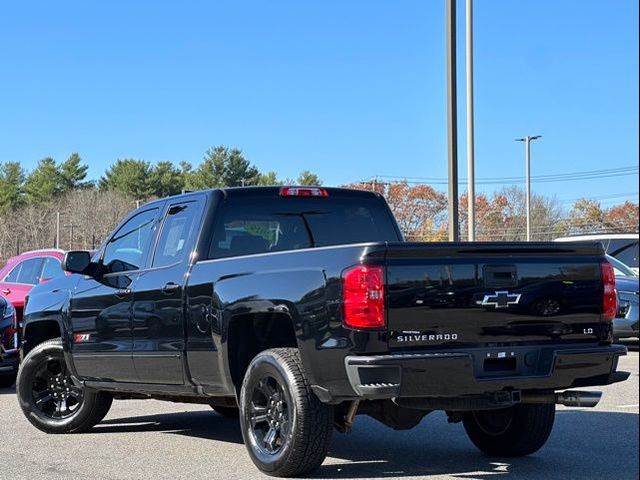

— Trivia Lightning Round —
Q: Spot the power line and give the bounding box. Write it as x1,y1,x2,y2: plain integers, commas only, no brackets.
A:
558,192,639,204
366,165,639,186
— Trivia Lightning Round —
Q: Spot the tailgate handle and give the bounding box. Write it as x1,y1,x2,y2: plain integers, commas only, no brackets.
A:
484,265,518,288
162,282,180,295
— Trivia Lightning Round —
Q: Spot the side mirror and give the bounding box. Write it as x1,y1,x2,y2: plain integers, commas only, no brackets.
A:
62,251,94,275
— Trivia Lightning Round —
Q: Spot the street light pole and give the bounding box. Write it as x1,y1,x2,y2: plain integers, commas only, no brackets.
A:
446,0,459,242
515,135,541,241
465,0,475,241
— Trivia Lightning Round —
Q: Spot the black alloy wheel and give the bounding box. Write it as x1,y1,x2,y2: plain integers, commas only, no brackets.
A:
471,408,513,436
17,338,113,434
31,355,84,419
463,403,555,457
248,375,291,455
239,348,333,477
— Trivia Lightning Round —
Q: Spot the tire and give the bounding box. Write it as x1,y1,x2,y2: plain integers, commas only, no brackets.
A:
16,338,113,434
0,373,17,388
239,348,333,477
211,405,240,418
463,403,555,457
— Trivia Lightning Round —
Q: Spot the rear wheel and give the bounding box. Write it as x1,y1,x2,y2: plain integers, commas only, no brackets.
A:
17,338,113,434
239,348,333,477
463,403,555,457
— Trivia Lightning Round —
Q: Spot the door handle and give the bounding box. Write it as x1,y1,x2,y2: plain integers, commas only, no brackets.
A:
1,288,10,295
162,282,180,295
114,288,131,299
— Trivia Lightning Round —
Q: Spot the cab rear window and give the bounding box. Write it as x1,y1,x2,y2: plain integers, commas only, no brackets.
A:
209,195,399,259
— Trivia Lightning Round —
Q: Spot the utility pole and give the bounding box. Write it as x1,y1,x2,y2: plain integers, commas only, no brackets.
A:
515,135,542,241
55,212,61,249
465,0,475,241
64,223,77,250
446,0,459,241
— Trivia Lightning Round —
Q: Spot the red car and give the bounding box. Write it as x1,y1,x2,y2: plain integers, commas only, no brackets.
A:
0,249,67,322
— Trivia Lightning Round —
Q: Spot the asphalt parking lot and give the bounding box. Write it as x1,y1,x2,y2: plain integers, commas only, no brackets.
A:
1,342,637,480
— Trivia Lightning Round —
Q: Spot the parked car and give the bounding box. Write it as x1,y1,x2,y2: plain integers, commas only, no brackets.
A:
0,296,18,387
0,249,67,322
607,255,639,340
555,233,639,274
19,187,629,477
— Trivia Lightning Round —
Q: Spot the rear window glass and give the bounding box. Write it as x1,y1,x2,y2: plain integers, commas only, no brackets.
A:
209,195,399,259
612,241,639,269
16,258,44,285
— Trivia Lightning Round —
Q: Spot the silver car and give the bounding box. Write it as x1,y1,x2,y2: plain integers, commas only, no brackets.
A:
607,255,639,340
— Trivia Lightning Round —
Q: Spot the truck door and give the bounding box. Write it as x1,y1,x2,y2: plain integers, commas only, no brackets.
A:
71,207,160,382
131,198,204,384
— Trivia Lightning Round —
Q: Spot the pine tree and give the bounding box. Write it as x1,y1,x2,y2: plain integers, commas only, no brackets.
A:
0,161,27,212
149,161,185,197
24,157,62,204
99,159,154,199
60,153,92,191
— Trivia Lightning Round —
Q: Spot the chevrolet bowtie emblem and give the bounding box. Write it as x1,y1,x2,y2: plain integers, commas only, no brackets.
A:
481,291,521,308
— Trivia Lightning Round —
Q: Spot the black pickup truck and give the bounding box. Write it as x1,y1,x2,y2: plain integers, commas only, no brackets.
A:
18,186,629,477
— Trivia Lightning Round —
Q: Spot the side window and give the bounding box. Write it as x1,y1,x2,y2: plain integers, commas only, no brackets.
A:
153,202,200,268
16,258,44,285
102,208,159,273
4,263,22,283
41,257,65,280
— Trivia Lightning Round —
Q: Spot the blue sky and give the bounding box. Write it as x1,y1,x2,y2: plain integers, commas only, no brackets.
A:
1,0,638,209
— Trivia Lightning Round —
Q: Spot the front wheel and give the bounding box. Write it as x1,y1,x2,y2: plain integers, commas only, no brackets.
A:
17,338,113,434
463,403,555,457
239,348,333,477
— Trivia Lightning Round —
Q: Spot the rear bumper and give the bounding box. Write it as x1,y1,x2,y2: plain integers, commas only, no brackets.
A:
342,344,629,400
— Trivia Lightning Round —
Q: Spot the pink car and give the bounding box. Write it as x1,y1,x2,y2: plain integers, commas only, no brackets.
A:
0,249,67,322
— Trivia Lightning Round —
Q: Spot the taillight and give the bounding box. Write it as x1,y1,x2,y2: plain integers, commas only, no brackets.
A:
600,261,617,321
279,187,328,197
342,265,385,329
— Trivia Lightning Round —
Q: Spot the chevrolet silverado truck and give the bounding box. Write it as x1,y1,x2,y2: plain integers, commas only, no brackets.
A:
18,186,629,477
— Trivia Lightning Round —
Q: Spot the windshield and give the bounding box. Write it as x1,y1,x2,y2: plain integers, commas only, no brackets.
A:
606,254,638,278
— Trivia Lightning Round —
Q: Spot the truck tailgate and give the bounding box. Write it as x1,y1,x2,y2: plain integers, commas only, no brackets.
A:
385,242,607,350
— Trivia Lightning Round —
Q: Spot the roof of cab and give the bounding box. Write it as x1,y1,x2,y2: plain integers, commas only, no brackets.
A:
136,186,382,209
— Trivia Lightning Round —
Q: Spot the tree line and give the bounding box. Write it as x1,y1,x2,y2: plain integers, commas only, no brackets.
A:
0,148,637,264
347,181,639,242
0,146,321,212
0,146,322,262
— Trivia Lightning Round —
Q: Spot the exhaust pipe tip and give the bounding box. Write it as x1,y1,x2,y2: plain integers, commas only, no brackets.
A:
556,390,602,408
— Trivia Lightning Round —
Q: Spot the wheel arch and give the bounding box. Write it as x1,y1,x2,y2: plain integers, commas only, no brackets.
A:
22,318,65,356
225,311,299,394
